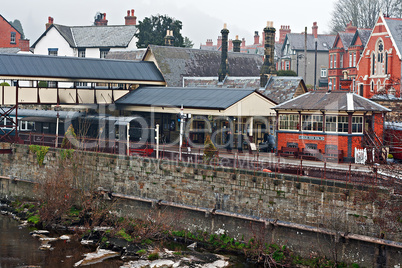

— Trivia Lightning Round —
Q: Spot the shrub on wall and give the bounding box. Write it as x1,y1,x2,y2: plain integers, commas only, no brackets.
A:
29,145,49,166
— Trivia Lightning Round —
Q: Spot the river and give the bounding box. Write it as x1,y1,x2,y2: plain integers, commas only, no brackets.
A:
0,215,122,268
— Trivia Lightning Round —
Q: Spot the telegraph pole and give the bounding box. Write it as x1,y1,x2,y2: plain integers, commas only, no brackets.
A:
179,105,184,161
304,27,307,83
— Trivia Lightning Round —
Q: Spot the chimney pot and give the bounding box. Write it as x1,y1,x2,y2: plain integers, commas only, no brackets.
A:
127,10,130,16
131,9,134,16
223,23,227,29
312,21,318,38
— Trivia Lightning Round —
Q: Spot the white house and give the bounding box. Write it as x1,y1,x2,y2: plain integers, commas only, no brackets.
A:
31,10,138,59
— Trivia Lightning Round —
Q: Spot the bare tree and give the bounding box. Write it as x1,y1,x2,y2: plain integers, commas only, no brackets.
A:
330,0,402,34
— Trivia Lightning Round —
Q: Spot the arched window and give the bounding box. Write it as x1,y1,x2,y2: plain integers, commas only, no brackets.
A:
375,39,385,75
385,52,388,74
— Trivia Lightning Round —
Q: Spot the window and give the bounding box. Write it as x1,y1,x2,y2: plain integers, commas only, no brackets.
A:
78,48,86,57
353,52,356,67
338,116,349,133
48,48,58,56
325,115,337,132
10,32,16,44
100,48,110,58
339,53,343,68
349,53,352,67
20,120,34,131
371,53,375,75
285,61,290,70
302,115,323,131
352,116,363,133
279,114,299,130
371,81,374,92
385,52,388,74
321,68,327,78
330,54,333,68
334,54,337,68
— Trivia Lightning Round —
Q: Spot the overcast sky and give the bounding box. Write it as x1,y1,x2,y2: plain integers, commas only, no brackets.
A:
2,0,337,47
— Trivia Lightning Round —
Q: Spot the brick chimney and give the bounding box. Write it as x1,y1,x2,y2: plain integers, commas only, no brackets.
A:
228,39,233,51
260,21,276,88
254,31,260,45
217,36,222,50
94,12,108,26
312,22,318,38
345,21,357,33
164,30,175,46
19,39,30,52
218,24,229,82
206,39,213,46
241,38,246,48
279,25,291,44
232,35,241,52
125,9,137,25
46,17,54,30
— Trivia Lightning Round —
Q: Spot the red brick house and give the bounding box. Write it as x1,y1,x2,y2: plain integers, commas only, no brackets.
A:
0,14,28,51
273,91,390,162
328,22,371,92
356,14,402,98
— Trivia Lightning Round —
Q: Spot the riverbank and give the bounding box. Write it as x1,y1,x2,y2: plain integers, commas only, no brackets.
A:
0,198,354,268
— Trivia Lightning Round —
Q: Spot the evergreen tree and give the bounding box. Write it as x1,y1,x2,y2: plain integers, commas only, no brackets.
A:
10,19,25,39
135,14,184,48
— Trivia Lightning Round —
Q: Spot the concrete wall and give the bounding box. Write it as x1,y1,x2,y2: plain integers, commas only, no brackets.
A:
0,144,401,267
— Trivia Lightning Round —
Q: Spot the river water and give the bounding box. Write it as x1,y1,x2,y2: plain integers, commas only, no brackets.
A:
0,215,122,268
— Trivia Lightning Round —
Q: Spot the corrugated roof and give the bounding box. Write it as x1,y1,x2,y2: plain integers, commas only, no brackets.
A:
263,76,306,104
106,50,146,61
115,86,256,109
32,24,137,48
273,91,391,112
0,53,165,83
144,45,263,87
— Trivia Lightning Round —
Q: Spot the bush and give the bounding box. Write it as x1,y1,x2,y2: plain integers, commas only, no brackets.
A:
276,70,297,76
0,82,10,86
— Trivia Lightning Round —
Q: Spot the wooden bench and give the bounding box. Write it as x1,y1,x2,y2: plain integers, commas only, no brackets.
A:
129,148,154,157
323,149,343,162
299,148,322,161
279,146,299,158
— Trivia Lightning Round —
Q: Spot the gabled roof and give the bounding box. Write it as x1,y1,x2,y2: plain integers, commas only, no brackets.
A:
337,32,355,49
0,53,165,84
0,14,23,36
353,29,372,47
31,24,137,49
283,33,336,52
262,76,307,104
116,87,264,109
273,91,391,112
183,76,260,89
105,49,146,61
383,16,402,59
142,45,264,87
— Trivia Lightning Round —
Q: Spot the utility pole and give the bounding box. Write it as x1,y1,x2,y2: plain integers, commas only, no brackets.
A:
304,27,307,83
179,105,184,161
155,124,159,159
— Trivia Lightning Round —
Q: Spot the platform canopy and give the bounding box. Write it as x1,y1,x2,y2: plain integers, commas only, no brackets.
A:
0,53,166,84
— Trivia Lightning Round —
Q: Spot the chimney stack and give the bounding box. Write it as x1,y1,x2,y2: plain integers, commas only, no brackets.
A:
125,9,137,25
279,25,291,44
94,12,108,26
206,39,213,46
232,35,241,52
217,36,222,50
218,24,230,82
164,30,175,46
345,21,357,33
260,21,276,88
19,39,30,52
254,31,260,45
241,38,246,48
46,17,54,30
312,22,318,38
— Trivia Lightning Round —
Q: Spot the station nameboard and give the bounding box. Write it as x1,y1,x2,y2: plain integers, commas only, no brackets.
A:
299,135,325,141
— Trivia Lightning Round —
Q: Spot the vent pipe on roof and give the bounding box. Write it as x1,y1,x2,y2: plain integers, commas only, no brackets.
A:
260,21,276,88
218,24,230,82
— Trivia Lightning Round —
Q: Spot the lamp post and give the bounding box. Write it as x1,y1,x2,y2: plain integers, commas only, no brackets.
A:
54,105,61,148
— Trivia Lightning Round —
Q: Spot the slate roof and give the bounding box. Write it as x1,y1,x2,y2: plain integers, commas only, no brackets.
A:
273,91,391,112
284,33,336,51
115,86,259,109
0,53,165,83
384,17,402,57
356,29,371,46
337,32,355,49
183,76,260,89
106,50,146,61
32,24,137,48
262,76,307,104
0,47,21,54
143,45,264,87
